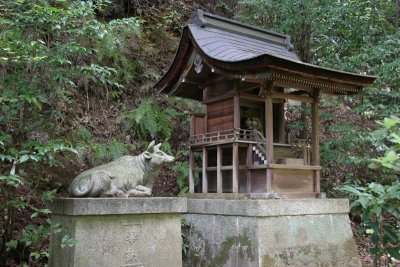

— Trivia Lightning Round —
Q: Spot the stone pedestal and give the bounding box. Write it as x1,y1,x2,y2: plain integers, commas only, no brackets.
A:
49,197,186,267
183,198,361,267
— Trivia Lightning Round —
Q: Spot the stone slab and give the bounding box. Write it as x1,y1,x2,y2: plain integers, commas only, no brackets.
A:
186,198,349,216
49,197,187,215
183,198,360,267
49,197,186,267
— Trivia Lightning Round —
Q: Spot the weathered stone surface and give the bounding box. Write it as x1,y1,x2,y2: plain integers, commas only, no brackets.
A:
49,197,187,215
49,197,186,267
183,198,361,267
184,214,258,267
186,198,349,216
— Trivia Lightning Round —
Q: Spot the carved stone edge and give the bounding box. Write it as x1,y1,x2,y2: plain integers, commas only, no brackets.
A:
186,198,350,217
49,197,187,216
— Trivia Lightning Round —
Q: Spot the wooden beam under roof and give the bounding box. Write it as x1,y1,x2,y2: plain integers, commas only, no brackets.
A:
271,92,314,103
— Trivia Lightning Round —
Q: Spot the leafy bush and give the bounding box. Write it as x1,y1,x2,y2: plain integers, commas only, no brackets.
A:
0,0,143,264
123,98,171,139
0,139,77,265
340,183,400,266
91,140,131,166
339,116,400,266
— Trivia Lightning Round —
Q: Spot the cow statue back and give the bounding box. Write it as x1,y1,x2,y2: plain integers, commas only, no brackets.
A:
68,141,175,197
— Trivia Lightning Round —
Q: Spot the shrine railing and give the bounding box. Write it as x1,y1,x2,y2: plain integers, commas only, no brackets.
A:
253,129,267,156
190,128,311,165
190,128,260,145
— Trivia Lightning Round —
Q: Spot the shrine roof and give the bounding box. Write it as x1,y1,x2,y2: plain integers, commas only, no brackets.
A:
155,10,375,100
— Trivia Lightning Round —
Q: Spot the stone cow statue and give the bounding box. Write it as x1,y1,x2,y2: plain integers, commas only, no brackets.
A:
68,141,174,197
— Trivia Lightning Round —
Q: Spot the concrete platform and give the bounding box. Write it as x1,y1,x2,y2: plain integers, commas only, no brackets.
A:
48,197,186,267
183,198,361,267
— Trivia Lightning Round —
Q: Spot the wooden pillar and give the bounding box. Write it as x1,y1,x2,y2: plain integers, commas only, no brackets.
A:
278,102,286,143
202,147,208,193
189,148,194,193
232,143,239,193
217,145,222,193
234,96,240,129
246,144,253,193
312,90,321,193
233,79,240,193
203,87,208,134
264,84,274,192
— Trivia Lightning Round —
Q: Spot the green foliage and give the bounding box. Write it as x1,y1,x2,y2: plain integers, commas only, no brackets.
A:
339,117,400,266
4,0,400,265
91,140,131,165
122,98,173,141
162,9,183,33
181,219,191,256
2,189,76,266
72,126,135,166
321,121,371,165
236,0,400,116
369,116,400,172
60,234,78,249
0,0,142,132
173,161,189,196
0,0,144,264
340,183,400,266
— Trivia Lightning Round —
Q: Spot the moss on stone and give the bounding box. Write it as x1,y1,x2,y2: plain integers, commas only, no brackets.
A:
210,231,255,267
187,228,255,267
343,238,359,259
262,254,276,267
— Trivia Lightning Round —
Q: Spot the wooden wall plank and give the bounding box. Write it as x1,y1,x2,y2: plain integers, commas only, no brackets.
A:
192,115,205,135
272,169,314,193
207,98,235,132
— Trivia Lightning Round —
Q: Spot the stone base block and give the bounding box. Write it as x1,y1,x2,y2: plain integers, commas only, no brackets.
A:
49,197,186,267
183,198,360,267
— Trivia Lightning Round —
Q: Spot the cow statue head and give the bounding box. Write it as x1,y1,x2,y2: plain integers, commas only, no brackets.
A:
142,141,175,168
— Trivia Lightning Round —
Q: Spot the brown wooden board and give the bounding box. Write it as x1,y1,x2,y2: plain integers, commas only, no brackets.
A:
206,80,233,98
272,169,314,193
207,98,234,132
191,114,205,136
274,145,296,163
207,99,234,117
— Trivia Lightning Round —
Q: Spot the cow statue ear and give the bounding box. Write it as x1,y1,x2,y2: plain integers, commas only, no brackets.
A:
147,140,155,153
154,143,161,151
143,151,152,159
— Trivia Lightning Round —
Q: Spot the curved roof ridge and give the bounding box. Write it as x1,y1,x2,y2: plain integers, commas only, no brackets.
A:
190,9,294,52
188,24,300,63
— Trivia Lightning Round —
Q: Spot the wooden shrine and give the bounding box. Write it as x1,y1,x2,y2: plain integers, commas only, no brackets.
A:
155,10,375,198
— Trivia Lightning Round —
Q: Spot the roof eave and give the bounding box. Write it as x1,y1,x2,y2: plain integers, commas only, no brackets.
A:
155,24,376,97
154,27,193,94
189,40,375,89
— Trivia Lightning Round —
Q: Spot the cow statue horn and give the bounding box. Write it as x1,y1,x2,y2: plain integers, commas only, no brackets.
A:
147,140,155,153
154,143,162,151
